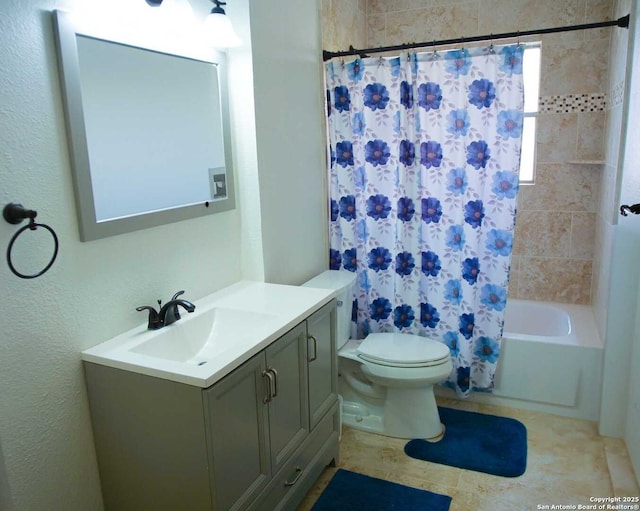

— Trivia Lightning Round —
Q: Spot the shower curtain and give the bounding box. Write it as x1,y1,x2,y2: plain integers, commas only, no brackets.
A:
325,45,524,396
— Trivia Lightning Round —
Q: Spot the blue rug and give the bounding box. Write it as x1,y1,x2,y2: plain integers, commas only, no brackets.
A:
311,469,452,511
404,407,527,477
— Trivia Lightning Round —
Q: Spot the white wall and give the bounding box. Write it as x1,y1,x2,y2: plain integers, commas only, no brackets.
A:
0,0,329,509
250,0,329,285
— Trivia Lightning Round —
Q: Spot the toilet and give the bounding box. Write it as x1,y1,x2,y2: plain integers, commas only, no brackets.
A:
303,270,452,441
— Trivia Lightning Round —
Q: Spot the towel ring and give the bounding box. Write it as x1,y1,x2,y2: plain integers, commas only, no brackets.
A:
4,203,59,279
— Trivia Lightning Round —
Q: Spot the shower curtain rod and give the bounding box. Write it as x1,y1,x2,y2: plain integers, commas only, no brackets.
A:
322,14,630,61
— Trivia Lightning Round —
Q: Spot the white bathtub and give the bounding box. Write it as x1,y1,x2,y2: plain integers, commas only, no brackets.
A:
440,299,604,420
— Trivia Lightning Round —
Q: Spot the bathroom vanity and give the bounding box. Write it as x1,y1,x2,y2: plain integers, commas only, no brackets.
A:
81,282,338,511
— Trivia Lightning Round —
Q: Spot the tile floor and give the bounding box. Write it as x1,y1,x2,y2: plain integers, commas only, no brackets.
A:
298,397,640,511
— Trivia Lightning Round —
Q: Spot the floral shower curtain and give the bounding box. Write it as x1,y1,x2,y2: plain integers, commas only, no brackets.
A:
326,45,524,396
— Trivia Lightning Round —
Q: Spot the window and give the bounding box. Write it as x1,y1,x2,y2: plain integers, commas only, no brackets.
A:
520,44,541,184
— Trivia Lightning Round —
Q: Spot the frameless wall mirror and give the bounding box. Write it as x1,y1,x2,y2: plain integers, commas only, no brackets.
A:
52,9,235,241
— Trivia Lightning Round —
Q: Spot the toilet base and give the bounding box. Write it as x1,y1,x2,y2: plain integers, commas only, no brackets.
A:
340,389,444,441
384,386,444,439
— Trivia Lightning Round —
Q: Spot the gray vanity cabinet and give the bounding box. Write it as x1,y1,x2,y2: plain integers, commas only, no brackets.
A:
306,303,337,429
83,300,338,511
203,323,309,511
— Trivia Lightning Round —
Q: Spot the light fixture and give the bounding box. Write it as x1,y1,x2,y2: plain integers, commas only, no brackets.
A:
203,0,242,48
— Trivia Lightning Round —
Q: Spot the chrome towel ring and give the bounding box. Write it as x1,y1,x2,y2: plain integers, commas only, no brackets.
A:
3,203,59,279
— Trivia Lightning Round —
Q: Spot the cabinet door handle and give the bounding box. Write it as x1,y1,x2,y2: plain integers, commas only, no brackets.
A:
268,368,278,399
308,335,318,363
284,466,303,487
262,369,274,403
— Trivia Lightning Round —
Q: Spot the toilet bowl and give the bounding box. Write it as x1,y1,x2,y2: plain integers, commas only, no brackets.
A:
302,270,452,441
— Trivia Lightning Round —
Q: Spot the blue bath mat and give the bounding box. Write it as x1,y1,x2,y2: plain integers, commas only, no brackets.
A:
311,469,452,511
404,406,527,477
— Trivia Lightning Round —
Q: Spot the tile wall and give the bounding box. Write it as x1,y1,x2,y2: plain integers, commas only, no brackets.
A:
321,0,617,305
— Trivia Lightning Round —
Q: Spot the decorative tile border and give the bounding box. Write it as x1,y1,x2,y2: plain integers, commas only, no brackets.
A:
538,93,607,114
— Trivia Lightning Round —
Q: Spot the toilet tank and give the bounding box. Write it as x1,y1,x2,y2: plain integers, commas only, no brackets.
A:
302,270,356,350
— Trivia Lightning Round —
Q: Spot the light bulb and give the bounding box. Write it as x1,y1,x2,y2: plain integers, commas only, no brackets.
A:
203,11,242,48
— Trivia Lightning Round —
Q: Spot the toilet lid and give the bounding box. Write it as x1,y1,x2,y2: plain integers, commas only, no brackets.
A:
356,333,451,367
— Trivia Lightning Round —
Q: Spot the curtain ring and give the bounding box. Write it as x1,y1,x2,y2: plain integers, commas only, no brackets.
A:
489,33,495,54
6,221,59,279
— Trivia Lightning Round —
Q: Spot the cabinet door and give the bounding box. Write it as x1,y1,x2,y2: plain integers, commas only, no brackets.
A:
306,301,337,429
203,353,271,511
265,323,309,474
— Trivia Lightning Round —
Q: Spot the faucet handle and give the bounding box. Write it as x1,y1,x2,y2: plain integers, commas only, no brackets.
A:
171,290,185,300
167,290,186,322
136,305,162,330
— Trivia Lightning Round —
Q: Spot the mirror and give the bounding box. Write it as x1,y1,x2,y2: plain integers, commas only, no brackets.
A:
53,9,235,241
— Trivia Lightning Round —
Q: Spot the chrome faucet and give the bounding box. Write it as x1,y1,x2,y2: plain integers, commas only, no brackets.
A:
136,290,196,330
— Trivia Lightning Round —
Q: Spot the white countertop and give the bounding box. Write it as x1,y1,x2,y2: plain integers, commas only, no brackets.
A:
81,281,335,387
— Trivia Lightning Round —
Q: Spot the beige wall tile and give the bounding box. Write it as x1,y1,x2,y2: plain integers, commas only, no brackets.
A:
536,113,578,163
516,257,592,303
508,255,520,298
540,38,609,96
513,210,572,257
593,217,613,339
323,0,367,51
385,4,478,46
366,12,386,47
585,0,615,40
367,0,386,14
517,163,601,213
478,0,582,40
605,104,623,167
570,212,597,259
576,111,605,161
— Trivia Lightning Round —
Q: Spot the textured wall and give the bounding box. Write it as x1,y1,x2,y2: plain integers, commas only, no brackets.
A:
0,0,243,509
322,0,617,305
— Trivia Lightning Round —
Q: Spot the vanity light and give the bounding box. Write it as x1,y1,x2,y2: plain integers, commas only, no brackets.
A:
203,0,242,48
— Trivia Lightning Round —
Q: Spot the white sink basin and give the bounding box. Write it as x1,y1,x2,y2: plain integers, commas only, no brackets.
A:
81,281,335,387
130,307,278,365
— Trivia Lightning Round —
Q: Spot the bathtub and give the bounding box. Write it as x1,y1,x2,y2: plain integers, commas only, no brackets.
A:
439,299,604,420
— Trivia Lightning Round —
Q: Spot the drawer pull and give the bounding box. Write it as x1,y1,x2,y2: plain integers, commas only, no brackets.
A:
269,368,278,398
308,335,318,362
284,466,303,487
262,370,274,403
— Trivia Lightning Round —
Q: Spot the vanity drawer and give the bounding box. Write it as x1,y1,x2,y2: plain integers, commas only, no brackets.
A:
249,403,338,511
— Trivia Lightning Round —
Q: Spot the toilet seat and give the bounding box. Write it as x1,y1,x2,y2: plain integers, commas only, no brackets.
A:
356,333,451,368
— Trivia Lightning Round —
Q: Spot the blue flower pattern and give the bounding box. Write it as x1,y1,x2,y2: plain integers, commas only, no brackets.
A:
418,82,442,111
326,44,523,396
447,109,470,137
334,86,350,112
420,141,443,168
364,83,390,111
366,194,392,220
420,303,440,328
395,251,415,276
468,79,496,109
421,251,441,277
365,139,391,166
399,140,415,167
